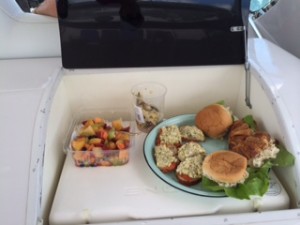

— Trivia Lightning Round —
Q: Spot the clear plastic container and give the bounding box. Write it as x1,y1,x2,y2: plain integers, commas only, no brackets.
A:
131,82,167,133
64,108,135,167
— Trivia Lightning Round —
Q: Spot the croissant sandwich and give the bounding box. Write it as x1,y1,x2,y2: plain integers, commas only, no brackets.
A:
228,118,280,168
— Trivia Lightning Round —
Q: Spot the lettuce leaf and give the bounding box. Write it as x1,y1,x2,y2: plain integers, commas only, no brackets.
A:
202,147,295,200
224,161,272,199
202,162,272,200
271,143,295,167
201,114,295,200
216,100,225,105
201,177,224,192
242,115,257,131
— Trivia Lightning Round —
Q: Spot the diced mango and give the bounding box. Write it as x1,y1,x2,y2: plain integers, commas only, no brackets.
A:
92,147,103,159
71,137,87,151
116,132,130,141
79,125,96,136
112,118,123,131
119,150,129,160
73,151,84,160
84,119,95,127
99,160,112,166
89,138,101,145
94,117,104,124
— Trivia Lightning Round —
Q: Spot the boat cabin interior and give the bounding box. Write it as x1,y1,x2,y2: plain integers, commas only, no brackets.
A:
0,1,299,225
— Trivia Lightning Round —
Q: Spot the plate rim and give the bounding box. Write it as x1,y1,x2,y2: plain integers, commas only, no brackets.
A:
143,114,227,198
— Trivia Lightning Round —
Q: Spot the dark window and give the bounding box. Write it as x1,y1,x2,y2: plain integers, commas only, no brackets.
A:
15,0,44,12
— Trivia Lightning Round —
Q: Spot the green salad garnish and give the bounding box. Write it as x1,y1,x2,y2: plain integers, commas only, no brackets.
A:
216,100,225,106
242,114,257,131
202,115,295,200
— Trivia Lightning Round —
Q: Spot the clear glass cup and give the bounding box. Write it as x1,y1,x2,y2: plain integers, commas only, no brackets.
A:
131,82,167,133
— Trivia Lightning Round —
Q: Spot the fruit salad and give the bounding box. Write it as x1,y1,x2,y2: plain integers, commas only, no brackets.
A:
70,117,131,167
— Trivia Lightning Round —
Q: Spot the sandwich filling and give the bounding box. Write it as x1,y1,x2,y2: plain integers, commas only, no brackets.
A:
207,170,249,188
202,150,249,187
179,125,205,141
250,138,279,167
177,142,206,162
158,125,182,146
229,119,280,168
154,145,178,169
176,155,204,179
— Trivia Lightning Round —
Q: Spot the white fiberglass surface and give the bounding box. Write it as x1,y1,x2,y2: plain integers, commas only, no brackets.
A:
62,65,243,118
46,65,244,223
42,80,73,222
252,0,300,59
248,38,300,208
0,58,61,91
0,90,43,225
46,63,295,224
0,0,60,59
0,57,62,225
